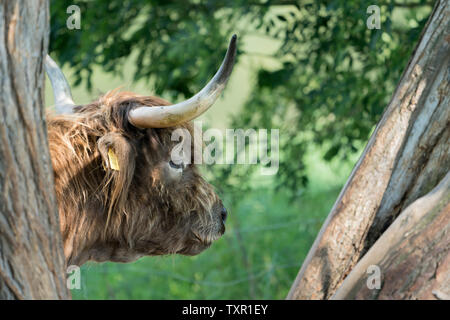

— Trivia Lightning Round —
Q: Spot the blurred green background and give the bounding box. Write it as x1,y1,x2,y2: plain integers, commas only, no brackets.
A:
46,0,433,299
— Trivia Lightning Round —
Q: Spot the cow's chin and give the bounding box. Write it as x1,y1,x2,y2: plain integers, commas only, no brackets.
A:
178,242,212,256
178,228,225,256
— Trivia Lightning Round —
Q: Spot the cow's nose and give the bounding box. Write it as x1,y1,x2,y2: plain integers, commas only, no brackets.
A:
221,206,228,223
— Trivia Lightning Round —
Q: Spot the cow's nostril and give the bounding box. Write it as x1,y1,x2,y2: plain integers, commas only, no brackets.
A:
221,207,228,223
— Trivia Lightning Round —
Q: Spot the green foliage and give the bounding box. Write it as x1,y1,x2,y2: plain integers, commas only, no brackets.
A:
50,0,432,197
50,0,253,96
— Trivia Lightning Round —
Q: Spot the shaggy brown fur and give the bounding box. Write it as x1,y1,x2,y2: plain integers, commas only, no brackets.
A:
47,91,226,266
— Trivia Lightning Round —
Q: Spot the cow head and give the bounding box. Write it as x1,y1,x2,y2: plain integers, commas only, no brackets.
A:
46,36,237,266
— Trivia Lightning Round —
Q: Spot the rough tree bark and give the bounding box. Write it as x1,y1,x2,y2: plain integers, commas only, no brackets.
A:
288,0,449,300
0,1,69,299
332,172,449,299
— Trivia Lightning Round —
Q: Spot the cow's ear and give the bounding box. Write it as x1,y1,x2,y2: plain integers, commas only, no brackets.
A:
97,133,136,213
97,133,136,173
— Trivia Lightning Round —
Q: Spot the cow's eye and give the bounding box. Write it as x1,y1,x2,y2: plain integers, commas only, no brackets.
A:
169,160,184,170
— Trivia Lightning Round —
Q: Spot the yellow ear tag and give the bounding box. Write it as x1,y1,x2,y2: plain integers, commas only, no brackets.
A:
108,148,120,171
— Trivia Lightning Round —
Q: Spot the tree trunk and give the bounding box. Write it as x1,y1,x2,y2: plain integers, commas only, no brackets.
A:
332,173,449,300
0,0,69,299
288,0,449,300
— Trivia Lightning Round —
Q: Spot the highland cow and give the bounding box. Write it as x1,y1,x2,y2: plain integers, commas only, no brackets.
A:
45,36,237,266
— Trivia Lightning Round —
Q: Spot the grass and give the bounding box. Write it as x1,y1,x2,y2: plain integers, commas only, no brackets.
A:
71,145,353,300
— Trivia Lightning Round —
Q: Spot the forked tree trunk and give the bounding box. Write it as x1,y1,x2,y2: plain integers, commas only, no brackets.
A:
0,0,69,299
288,0,449,300
332,173,449,300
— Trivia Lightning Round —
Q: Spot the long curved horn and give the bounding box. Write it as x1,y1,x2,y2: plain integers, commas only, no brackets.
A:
45,55,76,114
128,34,238,128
